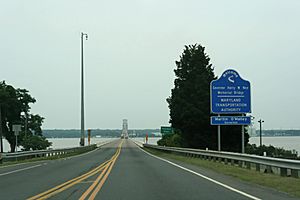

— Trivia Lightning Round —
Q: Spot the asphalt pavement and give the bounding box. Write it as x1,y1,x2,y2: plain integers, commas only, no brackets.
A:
0,139,298,200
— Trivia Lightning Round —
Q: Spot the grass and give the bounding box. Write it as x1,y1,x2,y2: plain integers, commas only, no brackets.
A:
144,147,300,198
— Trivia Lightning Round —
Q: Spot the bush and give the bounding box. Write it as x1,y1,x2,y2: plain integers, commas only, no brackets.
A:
246,144,298,159
21,135,52,151
157,134,183,147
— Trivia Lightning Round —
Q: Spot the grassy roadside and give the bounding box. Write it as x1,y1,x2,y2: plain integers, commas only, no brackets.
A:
0,147,97,168
144,147,300,198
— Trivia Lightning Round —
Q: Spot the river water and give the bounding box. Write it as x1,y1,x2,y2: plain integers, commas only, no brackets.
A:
1,136,299,154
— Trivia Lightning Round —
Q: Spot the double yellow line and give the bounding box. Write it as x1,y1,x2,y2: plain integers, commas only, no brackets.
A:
28,141,123,200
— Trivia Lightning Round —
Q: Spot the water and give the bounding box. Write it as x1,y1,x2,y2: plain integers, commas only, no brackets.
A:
1,137,114,152
1,136,299,154
249,136,300,153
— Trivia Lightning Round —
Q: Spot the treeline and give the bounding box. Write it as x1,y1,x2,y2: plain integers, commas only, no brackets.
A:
43,129,160,138
246,144,299,160
255,130,300,137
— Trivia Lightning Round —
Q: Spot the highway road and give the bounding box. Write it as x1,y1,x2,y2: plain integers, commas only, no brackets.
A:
0,139,298,200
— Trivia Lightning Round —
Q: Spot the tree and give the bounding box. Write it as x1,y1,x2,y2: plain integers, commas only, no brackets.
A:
0,81,21,152
164,44,216,149
21,135,52,151
0,81,50,152
164,44,249,152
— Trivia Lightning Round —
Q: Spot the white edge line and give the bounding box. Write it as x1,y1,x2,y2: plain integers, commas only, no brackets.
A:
0,139,117,168
0,160,45,169
130,139,143,147
0,140,117,176
0,164,42,177
137,145,261,200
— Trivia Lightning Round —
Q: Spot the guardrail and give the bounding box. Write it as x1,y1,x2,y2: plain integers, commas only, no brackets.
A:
0,144,97,163
143,144,300,178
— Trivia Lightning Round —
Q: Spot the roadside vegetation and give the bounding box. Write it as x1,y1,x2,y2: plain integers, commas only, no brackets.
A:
0,81,51,152
158,44,299,160
160,44,249,152
246,144,299,160
145,147,300,198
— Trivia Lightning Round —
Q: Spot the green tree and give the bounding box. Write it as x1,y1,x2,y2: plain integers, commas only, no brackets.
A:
0,81,50,152
165,44,216,149
164,44,248,152
0,81,21,152
21,135,52,151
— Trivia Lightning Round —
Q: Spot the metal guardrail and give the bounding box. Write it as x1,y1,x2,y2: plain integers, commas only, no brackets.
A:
0,144,97,163
143,144,300,178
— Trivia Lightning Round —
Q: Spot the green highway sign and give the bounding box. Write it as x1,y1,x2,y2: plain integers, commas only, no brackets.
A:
160,126,173,134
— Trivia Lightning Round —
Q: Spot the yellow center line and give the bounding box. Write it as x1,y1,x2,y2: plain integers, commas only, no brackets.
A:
27,160,110,200
86,141,123,200
79,160,112,200
79,141,123,200
88,149,120,200
27,140,123,200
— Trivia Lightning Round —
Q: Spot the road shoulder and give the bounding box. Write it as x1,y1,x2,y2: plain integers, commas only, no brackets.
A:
141,147,300,200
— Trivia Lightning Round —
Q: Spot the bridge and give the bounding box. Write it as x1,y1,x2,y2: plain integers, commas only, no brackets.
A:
0,139,297,200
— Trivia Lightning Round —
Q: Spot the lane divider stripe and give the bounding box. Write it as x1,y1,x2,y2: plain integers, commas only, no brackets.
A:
27,160,109,200
83,141,123,200
28,140,123,200
88,147,121,200
79,162,111,200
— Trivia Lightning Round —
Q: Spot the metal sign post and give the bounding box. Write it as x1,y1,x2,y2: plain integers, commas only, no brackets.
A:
210,69,251,153
218,115,221,151
241,114,245,153
12,125,21,152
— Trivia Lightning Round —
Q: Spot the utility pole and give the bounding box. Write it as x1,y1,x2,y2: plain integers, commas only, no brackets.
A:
80,32,88,147
258,119,264,147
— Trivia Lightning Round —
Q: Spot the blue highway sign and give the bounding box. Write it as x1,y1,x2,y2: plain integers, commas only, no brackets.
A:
211,116,251,125
210,69,251,114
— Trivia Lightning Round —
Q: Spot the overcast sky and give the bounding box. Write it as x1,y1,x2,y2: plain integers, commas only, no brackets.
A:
1,0,300,130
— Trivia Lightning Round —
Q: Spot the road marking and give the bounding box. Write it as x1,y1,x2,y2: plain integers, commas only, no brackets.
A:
80,141,123,200
27,159,112,200
0,141,114,170
0,164,42,177
131,139,143,147
28,140,123,200
88,145,121,200
78,181,97,184
79,163,111,200
139,147,261,200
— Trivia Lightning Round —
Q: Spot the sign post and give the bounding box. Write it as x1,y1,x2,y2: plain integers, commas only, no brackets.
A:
217,115,221,151
12,124,21,152
242,122,245,153
210,69,251,153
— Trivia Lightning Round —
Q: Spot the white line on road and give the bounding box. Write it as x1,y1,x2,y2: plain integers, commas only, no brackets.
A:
0,164,42,177
138,146,261,200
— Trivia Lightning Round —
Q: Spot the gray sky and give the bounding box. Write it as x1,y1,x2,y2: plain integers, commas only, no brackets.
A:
1,0,300,130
